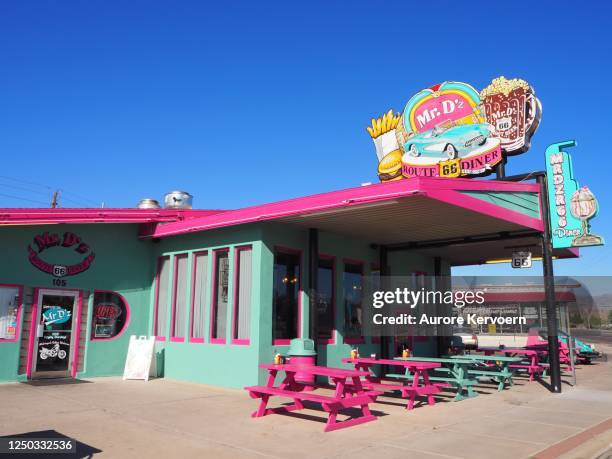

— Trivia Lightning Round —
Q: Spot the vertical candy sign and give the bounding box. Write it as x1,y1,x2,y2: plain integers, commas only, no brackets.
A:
545,140,604,248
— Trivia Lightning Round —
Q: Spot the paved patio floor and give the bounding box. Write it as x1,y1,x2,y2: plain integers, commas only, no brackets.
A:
2,346,611,458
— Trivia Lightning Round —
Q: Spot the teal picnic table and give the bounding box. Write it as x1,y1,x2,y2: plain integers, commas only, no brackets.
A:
391,357,478,401
445,354,522,391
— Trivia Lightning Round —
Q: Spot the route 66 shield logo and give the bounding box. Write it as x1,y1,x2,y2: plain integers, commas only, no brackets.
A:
52,265,67,278
439,158,461,178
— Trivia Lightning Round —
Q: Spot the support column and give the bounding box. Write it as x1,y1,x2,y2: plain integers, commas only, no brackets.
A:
308,228,319,345
495,158,507,179
537,175,562,393
379,246,389,370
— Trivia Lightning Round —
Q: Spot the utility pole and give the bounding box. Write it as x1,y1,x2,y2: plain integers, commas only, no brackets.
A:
50,190,59,208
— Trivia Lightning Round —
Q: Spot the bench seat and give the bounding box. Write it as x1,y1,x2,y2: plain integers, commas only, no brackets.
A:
246,385,381,432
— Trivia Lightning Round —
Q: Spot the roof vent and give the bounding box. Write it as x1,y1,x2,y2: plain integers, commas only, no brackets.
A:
137,198,161,209
164,191,193,209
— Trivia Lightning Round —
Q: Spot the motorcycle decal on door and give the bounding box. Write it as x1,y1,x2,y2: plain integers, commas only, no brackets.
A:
33,293,78,377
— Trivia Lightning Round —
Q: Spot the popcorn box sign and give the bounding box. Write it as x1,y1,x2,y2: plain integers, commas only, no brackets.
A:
480,77,542,155
545,140,604,248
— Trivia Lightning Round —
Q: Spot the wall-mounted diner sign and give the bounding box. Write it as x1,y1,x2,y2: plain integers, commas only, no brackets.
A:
28,231,95,278
368,77,542,181
545,140,604,248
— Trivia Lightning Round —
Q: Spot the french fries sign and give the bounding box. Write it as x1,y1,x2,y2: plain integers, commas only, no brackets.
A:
368,77,541,182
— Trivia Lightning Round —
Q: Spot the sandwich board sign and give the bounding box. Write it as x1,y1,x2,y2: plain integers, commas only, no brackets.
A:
123,335,156,381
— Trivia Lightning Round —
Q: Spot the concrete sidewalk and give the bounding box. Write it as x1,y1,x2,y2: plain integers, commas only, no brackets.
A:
1,347,611,458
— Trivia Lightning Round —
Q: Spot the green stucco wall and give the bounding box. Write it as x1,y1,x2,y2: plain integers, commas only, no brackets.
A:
0,223,153,381
0,220,447,388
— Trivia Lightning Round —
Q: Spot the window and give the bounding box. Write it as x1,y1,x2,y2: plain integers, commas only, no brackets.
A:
273,249,300,344
343,261,363,342
232,246,252,344
170,254,188,341
316,257,335,343
0,285,21,341
91,291,129,340
190,251,208,342
154,256,170,339
210,249,230,343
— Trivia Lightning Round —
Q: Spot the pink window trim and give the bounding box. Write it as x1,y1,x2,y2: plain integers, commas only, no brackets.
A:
344,337,366,345
342,258,365,345
370,263,382,345
189,251,208,343
231,245,252,346
90,290,131,342
317,254,335,345
209,248,229,345
0,283,23,343
71,291,84,378
170,254,188,341
26,289,39,378
272,246,302,346
153,256,169,340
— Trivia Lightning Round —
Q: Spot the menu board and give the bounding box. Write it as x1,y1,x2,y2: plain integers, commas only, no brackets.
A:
123,336,156,381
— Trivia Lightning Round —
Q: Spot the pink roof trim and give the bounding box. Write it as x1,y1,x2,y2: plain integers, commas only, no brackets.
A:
0,208,225,225
146,177,542,238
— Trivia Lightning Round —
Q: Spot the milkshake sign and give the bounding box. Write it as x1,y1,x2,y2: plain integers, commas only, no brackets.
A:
367,77,542,182
545,140,604,248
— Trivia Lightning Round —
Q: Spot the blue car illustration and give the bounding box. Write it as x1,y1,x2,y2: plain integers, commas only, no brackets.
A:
404,123,494,159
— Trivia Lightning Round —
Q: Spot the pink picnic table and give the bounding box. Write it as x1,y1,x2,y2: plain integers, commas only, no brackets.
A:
342,357,443,410
245,363,382,432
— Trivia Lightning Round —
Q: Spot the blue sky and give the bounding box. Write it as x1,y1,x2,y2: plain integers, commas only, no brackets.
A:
0,1,610,275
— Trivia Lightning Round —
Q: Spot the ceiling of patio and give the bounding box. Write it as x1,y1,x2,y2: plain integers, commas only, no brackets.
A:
276,194,577,266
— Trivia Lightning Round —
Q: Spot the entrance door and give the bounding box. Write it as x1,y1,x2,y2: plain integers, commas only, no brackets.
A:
32,290,79,379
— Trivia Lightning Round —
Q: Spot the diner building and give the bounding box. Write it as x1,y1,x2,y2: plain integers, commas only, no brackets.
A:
0,177,579,388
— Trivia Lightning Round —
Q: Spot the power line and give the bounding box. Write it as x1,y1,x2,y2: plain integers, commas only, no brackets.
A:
0,175,100,207
0,181,52,197
0,192,48,206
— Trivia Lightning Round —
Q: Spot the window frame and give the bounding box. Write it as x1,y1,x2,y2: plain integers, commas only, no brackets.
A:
316,254,336,345
209,248,230,344
170,253,189,343
231,245,253,346
272,246,302,346
342,258,365,345
153,256,170,341
370,263,381,344
90,290,130,341
0,283,23,343
189,250,208,344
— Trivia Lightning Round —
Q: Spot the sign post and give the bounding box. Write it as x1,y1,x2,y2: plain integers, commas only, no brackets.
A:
537,174,562,393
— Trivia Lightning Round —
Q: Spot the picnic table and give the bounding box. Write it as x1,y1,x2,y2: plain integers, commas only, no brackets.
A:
342,357,444,410
445,354,521,391
245,364,382,432
390,357,479,401
479,348,545,381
